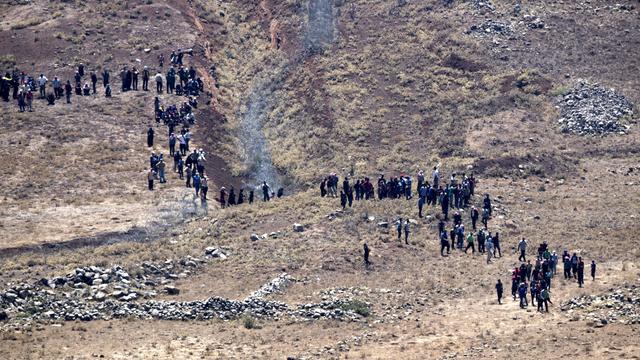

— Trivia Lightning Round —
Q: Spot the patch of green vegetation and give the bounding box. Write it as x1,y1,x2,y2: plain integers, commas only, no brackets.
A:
340,300,371,317
10,17,44,30
0,54,17,69
242,314,260,329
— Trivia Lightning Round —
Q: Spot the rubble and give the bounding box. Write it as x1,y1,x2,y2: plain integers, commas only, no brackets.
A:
468,20,513,37
556,80,634,135
561,284,640,325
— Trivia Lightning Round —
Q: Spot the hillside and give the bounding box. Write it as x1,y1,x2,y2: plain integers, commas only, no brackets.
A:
0,0,639,359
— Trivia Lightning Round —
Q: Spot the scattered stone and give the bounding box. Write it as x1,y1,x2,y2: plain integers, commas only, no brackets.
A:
293,223,305,232
377,222,389,228
250,234,260,241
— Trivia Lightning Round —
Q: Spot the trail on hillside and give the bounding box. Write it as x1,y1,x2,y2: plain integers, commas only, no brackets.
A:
238,0,336,190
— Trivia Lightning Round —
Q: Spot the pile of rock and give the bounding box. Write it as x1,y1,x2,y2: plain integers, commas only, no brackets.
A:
556,80,634,135
468,20,513,37
471,0,495,12
246,273,293,301
524,15,545,29
561,284,640,325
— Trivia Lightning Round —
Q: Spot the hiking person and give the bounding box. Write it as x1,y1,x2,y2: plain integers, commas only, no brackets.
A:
577,257,585,287
511,276,518,301
477,229,485,253
147,127,154,147
340,190,347,209
132,67,139,90
228,187,236,205
262,181,270,202
102,69,110,87
64,80,72,103
470,206,479,230
90,72,98,94
17,90,25,112
486,235,494,263
147,168,154,190
320,178,327,197
496,279,503,304
440,231,450,256
193,172,201,196
530,280,537,307
518,282,528,308
37,74,48,98
493,232,501,257
249,190,254,204
168,133,176,156
483,194,492,217
201,176,208,200
404,220,410,245
465,232,475,254
157,156,166,183
364,243,370,266
518,238,527,262
238,189,245,204
396,218,403,241
538,287,551,312
563,254,571,279
591,260,596,281
570,253,579,279
25,90,33,111
155,71,164,93
142,66,150,91
177,158,184,179
185,165,192,188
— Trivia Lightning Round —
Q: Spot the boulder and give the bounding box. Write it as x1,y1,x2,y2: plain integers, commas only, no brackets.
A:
165,286,180,295
250,234,260,241
293,223,304,232
377,222,389,228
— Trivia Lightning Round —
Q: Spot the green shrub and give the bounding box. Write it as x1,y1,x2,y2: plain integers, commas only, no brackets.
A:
340,299,371,317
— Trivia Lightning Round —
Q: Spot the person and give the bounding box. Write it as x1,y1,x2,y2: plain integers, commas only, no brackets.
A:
538,287,551,312
168,133,176,156
470,206,479,230
396,218,403,241
185,166,192,188
228,187,236,205
486,235,494,263
102,69,110,88
142,66,150,91
465,232,475,254
483,194,492,217
340,190,347,209
64,80,72,104
82,83,90,96
518,238,527,262
495,279,503,304
193,172,201,196
591,260,596,281
52,77,61,99
440,231,450,256
17,90,25,112
404,220,410,245
262,181,270,202
155,71,164,93
201,176,208,200
238,189,245,204
493,232,501,257
105,84,112,97
518,282,528,308
132,67,139,90
571,253,579,279
320,178,327,197
147,168,154,190
577,257,585,287
46,93,55,105
90,72,98,94
38,74,48,98
530,280,537,307
363,243,370,266
147,127,154,147
249,190,254,204
26,90,33,111
157,156,166,183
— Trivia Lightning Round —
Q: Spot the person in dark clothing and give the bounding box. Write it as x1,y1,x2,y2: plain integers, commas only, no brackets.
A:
249,190,254,204
441,192,449,221
262,182,270,202
418,196,425,218
90,72,98,94
132,67,139,90
277,188,284,198
440,231,450,256
396,218,403,240
105,84,112,97
363,243,370,266
142,66,150,91
493,232,501,257
219,187,227,208
78,64,85,77
228,187,236,206
483,194,492,217
238,189,245,204
470,206,479,230
320,178,327,197
46,93,55,105
346,188,353,207
102,69,110,87
340,191,347,209
496,279,503,304
147,127,154,147
577,258,585,287
591,260,596,281
64,80,72,104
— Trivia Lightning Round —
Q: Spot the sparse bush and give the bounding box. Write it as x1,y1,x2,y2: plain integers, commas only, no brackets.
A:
242,314,258,329
340,300,371,317
10,17,44,30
